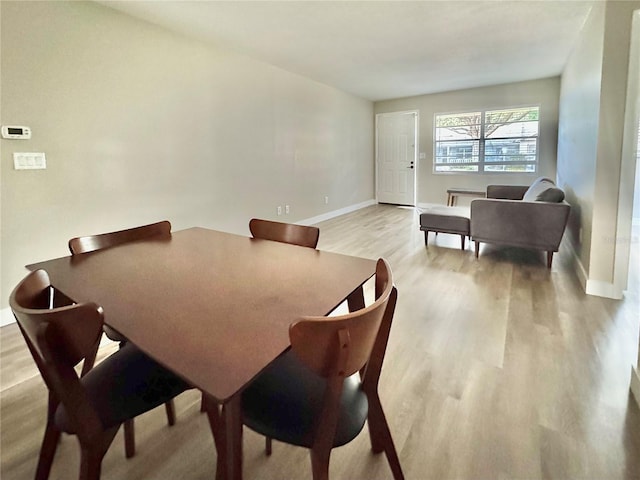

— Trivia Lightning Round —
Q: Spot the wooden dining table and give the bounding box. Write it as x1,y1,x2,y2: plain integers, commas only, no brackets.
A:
26,227,377,480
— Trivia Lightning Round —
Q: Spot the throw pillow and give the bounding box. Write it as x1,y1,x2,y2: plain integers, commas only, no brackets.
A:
522,177,556,202
536,187,565,203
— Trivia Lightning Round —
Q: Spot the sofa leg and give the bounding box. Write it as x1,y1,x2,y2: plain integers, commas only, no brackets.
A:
475,241,480,258
547,251,553,269
424,231,428,246
460,235,465,250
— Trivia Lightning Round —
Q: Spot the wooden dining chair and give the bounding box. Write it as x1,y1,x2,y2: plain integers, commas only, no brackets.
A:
249,218,320,249
240,258,404,480
9,269,189,480
68,220,171,256
68,220,175,458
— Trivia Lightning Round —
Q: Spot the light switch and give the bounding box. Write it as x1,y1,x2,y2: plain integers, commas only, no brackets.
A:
14,152,46,170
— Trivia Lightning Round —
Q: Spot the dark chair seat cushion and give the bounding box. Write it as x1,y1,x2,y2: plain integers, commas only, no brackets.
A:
241,350,368,448
55,343,189,433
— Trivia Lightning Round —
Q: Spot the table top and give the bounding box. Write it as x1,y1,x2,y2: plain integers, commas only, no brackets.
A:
27,227,376,402
446,187,486,195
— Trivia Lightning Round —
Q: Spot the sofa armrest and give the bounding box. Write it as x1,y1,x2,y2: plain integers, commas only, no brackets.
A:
486,185,529,200
470,198,570,251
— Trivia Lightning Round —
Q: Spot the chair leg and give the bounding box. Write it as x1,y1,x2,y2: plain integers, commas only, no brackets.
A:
265,437,272,456
366,393,404,480
79,448,103,480
79,426,119,480
310,447,331,480
35,422,61,480
124,419,135,458
423,231,428,246
165,400,176,426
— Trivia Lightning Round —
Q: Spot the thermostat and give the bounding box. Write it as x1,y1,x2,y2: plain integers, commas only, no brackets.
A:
2,125,31,139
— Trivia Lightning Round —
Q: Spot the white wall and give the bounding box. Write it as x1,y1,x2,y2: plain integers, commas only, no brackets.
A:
374,77,561,206
556,1,606,276
635,134,640,223
557,0,640,297
0,1,374,313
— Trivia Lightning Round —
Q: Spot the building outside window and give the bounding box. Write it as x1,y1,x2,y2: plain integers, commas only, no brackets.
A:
434,106,539,173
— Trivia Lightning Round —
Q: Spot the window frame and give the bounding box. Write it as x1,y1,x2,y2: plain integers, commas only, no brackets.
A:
433,105,540,174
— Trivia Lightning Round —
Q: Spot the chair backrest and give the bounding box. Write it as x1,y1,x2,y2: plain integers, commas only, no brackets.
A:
9,269,105,440
68,220,171,254
249,218,319,249
287,259,397,451
289,258,395,379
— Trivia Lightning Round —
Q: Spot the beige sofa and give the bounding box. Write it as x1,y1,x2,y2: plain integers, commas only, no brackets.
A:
470,177,570,268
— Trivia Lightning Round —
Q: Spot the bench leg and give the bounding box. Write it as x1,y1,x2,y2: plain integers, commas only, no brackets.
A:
460,235,465,250
475,241,480,258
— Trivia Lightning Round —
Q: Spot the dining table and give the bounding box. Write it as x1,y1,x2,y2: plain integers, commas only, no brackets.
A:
26,226,377,480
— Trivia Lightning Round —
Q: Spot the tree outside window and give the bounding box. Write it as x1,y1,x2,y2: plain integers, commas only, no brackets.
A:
434,106,539,173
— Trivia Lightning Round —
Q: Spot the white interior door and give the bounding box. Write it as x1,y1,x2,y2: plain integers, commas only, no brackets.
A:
376,111,417,206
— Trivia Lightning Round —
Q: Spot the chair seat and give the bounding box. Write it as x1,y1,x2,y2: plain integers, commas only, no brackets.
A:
103,324,127,343
241,350,368,448
55,343,189,433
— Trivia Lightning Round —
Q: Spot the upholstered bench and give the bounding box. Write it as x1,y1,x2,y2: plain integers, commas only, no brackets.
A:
419,205,470,250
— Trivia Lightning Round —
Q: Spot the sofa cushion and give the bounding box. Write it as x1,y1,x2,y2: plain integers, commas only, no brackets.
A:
522,177,563,202
419,205,470,235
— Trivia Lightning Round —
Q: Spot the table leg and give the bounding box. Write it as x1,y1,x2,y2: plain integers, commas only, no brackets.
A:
347,286,365,312
205,394,243,480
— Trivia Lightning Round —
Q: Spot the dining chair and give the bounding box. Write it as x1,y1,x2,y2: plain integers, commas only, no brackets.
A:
249,218,320,249
68,220,175,458
9,269,189,480
240,258,404,480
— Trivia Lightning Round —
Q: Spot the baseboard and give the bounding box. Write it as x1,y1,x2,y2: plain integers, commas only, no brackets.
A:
585,279,624,299
566,240,589,292
565,238,624,299
417,202,447,209
631,366,640,409
1,308,15,327
299,199,376,226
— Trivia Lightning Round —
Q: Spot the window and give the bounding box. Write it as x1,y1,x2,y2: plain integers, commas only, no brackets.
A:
434,106,539,173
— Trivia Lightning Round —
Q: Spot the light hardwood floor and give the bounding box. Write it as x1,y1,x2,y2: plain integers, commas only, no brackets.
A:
2,204,639,479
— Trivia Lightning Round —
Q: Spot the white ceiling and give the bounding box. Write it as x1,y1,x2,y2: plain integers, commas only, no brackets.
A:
100,1,594,102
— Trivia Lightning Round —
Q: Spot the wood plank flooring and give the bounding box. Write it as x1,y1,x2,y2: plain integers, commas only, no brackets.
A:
2,204,639,479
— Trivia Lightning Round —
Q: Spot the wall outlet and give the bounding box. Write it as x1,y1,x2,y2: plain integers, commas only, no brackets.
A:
14,152,46,170
277,206,282,216
285,205,290,214
324,196,329,205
